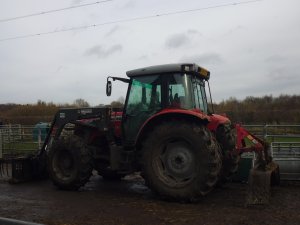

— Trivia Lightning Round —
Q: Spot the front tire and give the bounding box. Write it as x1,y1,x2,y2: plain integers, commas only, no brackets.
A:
217,125,240,182
141,121,222,202
47,135,93,190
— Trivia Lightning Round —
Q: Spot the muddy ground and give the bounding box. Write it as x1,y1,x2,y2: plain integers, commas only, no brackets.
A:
0,174,299,225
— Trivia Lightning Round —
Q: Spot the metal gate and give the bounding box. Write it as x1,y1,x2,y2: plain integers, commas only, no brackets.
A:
0,124,46,158
271,142,300,180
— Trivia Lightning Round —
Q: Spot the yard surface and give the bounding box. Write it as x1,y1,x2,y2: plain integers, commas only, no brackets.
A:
0,174,299,225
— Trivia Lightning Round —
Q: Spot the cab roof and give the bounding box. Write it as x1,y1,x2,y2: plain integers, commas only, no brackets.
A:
126,63,210,80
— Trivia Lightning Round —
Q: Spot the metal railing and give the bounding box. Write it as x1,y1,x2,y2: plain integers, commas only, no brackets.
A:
0,125,47,157
242,124,300,140
271,142,300,180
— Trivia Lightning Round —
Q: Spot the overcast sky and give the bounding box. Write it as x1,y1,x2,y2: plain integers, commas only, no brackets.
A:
0,0,299,105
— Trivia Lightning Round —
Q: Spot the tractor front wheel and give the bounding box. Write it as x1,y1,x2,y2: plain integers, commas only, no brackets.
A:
216,125,240,182
47,135,93,190
141,121,222,202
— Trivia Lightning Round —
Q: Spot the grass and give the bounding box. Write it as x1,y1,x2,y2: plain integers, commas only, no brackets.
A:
2,141,40,155
266,136,300,142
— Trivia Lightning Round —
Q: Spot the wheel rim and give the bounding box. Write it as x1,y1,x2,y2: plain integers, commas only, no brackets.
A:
154,140,196,187
52,149,75,180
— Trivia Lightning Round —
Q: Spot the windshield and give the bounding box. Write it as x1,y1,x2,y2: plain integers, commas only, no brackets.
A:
167,73,193,109
192,77,208,113
167,73,208,113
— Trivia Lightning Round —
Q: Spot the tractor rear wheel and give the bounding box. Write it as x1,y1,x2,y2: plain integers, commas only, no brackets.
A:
47,135,93,190
141,121,222,202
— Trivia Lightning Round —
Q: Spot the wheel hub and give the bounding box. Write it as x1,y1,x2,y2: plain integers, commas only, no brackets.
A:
156,141,196,187
168,150,191,172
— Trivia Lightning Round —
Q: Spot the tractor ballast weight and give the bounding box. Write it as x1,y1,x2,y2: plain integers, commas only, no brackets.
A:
0,63,279,204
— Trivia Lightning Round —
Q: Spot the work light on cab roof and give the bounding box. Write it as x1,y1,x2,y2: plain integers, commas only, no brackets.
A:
183,64,210,81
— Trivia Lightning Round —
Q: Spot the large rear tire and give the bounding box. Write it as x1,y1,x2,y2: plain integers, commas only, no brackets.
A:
47,135,93,190
141,121,222,202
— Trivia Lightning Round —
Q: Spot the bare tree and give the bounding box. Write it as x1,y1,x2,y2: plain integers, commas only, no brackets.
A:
73,98,90,108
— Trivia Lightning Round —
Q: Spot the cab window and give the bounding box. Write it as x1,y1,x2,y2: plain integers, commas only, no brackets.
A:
193,77,208,113
126,75,161,115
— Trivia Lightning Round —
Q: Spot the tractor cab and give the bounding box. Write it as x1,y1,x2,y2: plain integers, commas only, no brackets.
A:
107,63,216,145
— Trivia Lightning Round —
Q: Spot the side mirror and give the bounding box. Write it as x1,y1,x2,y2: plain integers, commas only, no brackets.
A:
106,80,112,96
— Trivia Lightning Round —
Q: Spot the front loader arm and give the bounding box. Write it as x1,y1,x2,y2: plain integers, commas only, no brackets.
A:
235,124,272,166
39,107,111,155
0,107,112,183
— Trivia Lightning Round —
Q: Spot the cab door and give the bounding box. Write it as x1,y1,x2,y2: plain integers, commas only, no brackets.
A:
122,75,162,146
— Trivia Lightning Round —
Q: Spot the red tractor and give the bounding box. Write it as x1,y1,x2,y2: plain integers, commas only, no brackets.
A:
0,63,279,203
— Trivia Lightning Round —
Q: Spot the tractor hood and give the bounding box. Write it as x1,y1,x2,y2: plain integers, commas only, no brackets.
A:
207,113,231,131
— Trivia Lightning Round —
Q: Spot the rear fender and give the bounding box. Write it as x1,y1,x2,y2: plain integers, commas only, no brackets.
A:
135,109,210,149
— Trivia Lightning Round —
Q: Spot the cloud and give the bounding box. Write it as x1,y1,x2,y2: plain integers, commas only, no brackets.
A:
105,26,121,37
85,44,122,58
121,0,137,9
264,55,286,63
267,67,298,81
223,25,244,36
138,55,148,60
180,53,223,65
187,29,201,35
54,66,64,74
165,33,190,49
71,0,84,5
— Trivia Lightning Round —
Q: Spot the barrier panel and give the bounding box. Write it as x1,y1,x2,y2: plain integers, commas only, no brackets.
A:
271,142,300,180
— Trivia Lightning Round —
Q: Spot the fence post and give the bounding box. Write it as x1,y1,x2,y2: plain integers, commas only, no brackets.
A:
0,129,2,158
38,127,42,149
263,124,268,141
